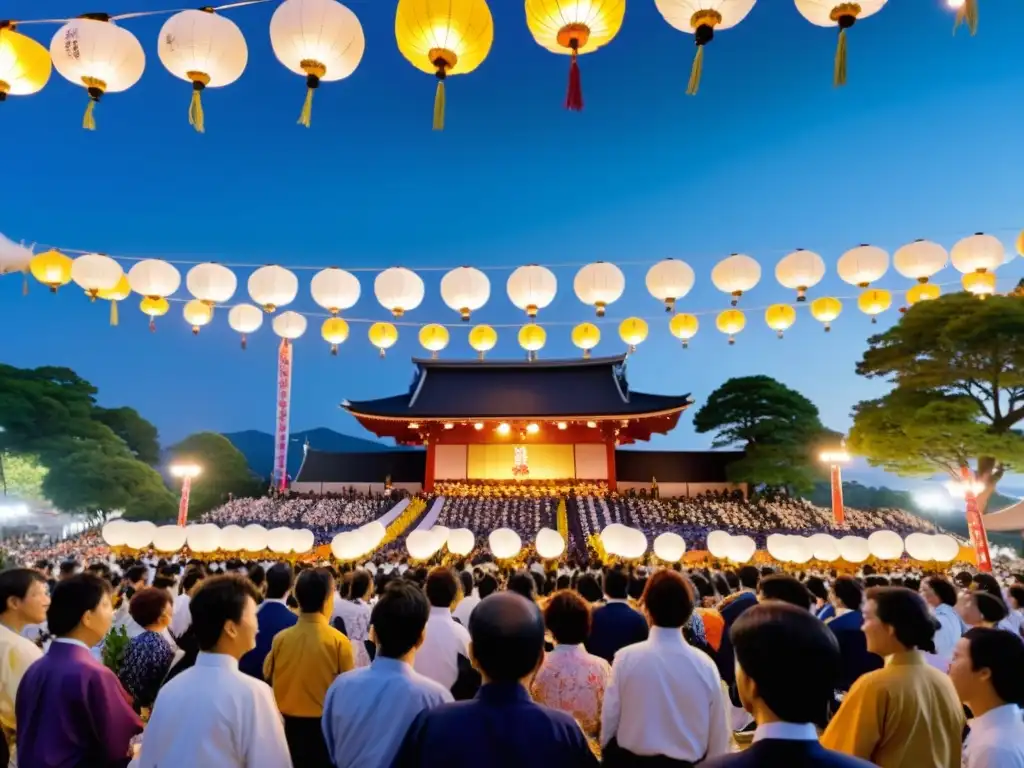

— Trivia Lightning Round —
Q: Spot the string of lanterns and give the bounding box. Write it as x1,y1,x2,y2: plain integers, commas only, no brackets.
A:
0,0,982,132
6,229,1021,354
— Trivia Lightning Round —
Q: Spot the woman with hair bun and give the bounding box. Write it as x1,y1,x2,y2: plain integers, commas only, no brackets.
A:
821,587,964,768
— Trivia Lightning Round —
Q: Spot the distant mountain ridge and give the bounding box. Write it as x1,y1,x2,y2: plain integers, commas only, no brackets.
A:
223,428,407,479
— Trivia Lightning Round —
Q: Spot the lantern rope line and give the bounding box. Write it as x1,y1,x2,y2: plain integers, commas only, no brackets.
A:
11,0,272,26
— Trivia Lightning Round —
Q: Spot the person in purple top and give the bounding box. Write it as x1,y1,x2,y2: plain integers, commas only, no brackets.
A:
16,573,143,768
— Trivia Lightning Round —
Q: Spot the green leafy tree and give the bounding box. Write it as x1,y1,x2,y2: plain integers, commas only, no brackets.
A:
850,293,1024,512
0,453,48,500
693,375,837,493
93,406,161,465
168,432,262,518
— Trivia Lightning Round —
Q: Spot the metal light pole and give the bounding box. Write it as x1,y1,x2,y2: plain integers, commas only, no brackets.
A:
819,442,851,526
170,464,202,527
946,466,992,573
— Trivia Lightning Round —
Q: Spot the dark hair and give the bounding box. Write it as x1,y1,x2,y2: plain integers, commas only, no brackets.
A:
832,576,863,612
189,574,261,651
924,576,958,607
425,567,459,608
459,570,473,598
759,575,813,611
738,565,760,590
247,564,266,590
724,570,740,591
350,569,373,600
953,571,973,588
903,577,920,593
731,602,841,724
970,591,1009,624
477,574,499,599
295,569,334,614
642,570,694,628
576,574,602,603
864,576,889,588
689,572,714,602
805,576,828,602
0,568,47,613
180,568,205,595
371,581,430,659
867,587,937,654
59,561,79,576
712,573,731,597
628,575,647,601
544,590,591,645
507,572,536,601
122,564,147,586
152,576,176,592
555,574,571,591
1008,584,1024,610
962,628,1024,706
603,568,629,599
129,586,173,628
469,593,545,682
47,573,112,637
971,573,1002,599
265,563,294,600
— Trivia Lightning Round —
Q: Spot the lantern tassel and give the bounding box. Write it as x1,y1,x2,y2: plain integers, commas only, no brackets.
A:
149,317,156,333
433,80,446,131
110,301,118,327
687,46,704,96
241,335,248,351
834,28,848,87
954,0,978,35
189,90,205,134
21,271,28,296
83,99,97,131
298,87,315,128
565,50,583,111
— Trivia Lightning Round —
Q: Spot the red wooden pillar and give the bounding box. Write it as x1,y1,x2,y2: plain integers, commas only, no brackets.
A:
606,440,617,492
424,440,436,493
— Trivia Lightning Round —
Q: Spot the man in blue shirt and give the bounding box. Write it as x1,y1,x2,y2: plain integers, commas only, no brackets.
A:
586,568,648,663
322,580,452,768
392,591,598,768
238,563,295,679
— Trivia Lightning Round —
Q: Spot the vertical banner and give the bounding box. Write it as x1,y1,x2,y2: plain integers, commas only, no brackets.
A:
962,466,992,573
273,339,293,493
830,464,845,525
176,475,192,527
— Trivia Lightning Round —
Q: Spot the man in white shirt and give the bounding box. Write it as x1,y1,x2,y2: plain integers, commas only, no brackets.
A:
0,569,48,768
139,574,292,768
948,627,1024,768
169,568,205,640
333,569,373,667
413,568,470,691
452,571,480,627
602,570,731,765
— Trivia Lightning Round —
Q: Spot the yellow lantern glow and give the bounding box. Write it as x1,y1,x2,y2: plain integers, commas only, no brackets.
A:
857,288,891,323
418,323,450,358
0,24,52,100
518,324,546,361
571,322,600,358
97,274,130,326
29,250,72,292
906,283,940,306
140,296,169,332
764,304,796,338
810,297,842,331
395,0,494,131
468,324,497,359
618,317,648,353
962,271,996,298
716,309,745,345
183,299,214,335
1016,229,1024,258
321,317,350,354
368,321,398,357
669,313,699,348
524,0,625,111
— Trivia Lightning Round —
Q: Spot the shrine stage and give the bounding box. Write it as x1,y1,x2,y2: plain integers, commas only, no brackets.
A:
436,443,608,481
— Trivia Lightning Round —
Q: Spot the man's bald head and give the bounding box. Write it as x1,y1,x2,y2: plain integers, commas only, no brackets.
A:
469,592,545,683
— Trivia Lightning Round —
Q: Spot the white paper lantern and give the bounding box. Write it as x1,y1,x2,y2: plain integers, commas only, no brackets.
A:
600,524,630,557
645,259,695,311
776,249,826,301
0,233,33,275
706,530,732,559
429,526,451,552
310,267,361,314
837,244,889,287
507,265,557,318
619,528,648,560
292,529,316,554
711,254,761,305
653,532,686,562
406,529,442,560
765,533,792,562
535,527,566,560
272,311,307,340
904,532,936,561
128,259,181,299
220,524,245,548
726,534,756,563
49,17,146,130
374,267,424,317
893,239,947,283
228,303,264,349
152,525,188,552
158,9,248,132
333,531,365,561
187,263,237,305
359,522,386,551
188,523,222,553
447,528,475,556
931,534,960,563
123,521,157,550
441,266,490,321
838,535,870,563
574,262,625,317
950,233,1004,275
240,523,269,552
71,253,123,299
102,519,131,546
867,530,904,560
248,265,298,312
808,533,840,562
489,527,522,560
268,526,296,554
788,536,813,564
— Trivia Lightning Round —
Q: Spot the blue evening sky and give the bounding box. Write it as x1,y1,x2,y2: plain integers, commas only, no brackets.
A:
3,0,1024,496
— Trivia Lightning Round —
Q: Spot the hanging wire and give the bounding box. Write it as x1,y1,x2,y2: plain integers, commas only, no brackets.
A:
13,0,272,26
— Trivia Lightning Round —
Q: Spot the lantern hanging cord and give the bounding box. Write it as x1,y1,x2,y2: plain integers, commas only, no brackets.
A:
298,61,326,128
11,0,271,26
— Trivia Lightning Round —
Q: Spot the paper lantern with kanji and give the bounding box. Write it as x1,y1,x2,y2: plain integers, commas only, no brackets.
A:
375,267,424,317
837,244,888,287
270,0,365,127
894,239,947,283
49,16,145,130
321,317,349,354
507,265,557,318
669,313,699,348
716,308,745,344
468,324,497,359
71,253,122,299
645,258,695,311
810,296,841,331
518,323,546,360
776,249,825,301
764,303,796,338
272,311,307,340
128,259,181,325
440,266,490,321
712,253,760,305
951,233,1003,276
98,274,130,325
29,249,72,292
0,23,52,101
228,303,263,349
653,0,756,95
248,265,298,312
618,317,648,353
369,321,398,357
419,324,450,358
574,262,625,317
857,288,891,322
524,0,625,111
186,263,237,306
793,0,887,86
310,267,360,316
395,0,494,130
183,299,214,334
962,271,996,298
158,9,248,133
572,322,600,358
906,282,940,306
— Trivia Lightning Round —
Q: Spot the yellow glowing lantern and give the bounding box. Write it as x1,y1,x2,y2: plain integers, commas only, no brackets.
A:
857,288,891,323
524,0,625,111
468,324,497,359
906,282,941,306
395,0,494,131
1016,229,1024,258
140,296,169,332
418,323,450,358
962,271,996,298
29,250,72,292
715,308,745,345
810,296,842,332
0,23,52,101
669,313,699,348
764,304,796,338
368,321,398,357
97,274,130,326
618,317,648,353
183,299,214,335
321,317,350,354
572,322,601,358
518,324,546,361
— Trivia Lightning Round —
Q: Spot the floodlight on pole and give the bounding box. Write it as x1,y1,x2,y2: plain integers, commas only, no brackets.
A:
170,463,201,527
819,441,851,525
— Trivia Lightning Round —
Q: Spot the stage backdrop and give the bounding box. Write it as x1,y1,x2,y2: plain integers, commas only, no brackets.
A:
467,444,575,480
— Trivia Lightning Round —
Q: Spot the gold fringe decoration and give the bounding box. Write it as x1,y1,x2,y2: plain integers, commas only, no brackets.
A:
22,270,28,295
83,100,97,131
686,11,719,97
81,76,106,131
110,301,118,326
187,73,211,134
298,60,327,128
298,88,315,128
433,79,446,131
834,27,848,87
954,0,978,36
687,46,704,96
